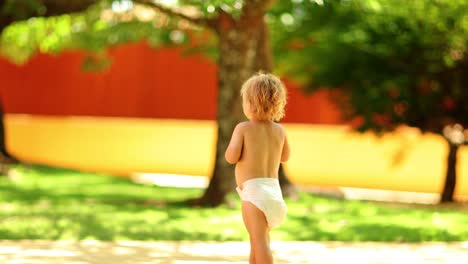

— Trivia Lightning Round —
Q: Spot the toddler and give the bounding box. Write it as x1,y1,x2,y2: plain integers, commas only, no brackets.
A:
225,72,290,264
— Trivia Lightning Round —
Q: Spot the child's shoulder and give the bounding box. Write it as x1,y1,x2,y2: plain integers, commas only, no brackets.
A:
238,121,285,131
270,121,286,132
236,121,266,131
234,121,251,132
271,121,285,129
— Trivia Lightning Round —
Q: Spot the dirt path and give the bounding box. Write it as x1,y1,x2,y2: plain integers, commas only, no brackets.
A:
0,240,467,263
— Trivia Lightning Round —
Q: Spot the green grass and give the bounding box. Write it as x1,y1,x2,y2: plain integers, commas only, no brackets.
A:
1,165,468,242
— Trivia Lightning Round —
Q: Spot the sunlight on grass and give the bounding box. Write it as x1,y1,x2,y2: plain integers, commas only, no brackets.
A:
1,165,468,242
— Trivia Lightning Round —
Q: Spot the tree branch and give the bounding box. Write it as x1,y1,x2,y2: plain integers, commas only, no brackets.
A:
240,0,275,21
0,0,98,34
40,0,98,17
214,9,236,33
133,0,215,29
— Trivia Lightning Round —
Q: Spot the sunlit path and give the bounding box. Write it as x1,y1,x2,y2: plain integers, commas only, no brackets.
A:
0,240,467,263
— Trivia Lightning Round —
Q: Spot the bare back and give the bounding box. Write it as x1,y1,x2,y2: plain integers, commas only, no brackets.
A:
234,121,287,188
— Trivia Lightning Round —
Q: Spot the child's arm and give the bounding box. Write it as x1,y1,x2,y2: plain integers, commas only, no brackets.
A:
225,123,245,164
281,131,290,162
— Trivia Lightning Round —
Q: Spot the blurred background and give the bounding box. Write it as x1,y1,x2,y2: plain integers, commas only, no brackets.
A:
0,0,468,244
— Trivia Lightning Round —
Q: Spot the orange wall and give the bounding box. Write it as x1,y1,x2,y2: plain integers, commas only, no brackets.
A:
0,41,341,124
6,115,468,196
3,43,468,197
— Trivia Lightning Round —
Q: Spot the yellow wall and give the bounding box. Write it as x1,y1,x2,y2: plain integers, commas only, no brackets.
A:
6,114,468,196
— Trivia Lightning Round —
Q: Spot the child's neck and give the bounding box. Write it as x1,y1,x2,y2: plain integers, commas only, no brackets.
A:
249,118,271,123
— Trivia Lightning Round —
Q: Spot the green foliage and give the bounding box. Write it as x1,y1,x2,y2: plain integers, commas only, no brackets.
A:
3,0,466,134
1,14,73,64
1,165,468,241
0,0,214,66
272,0,468,133
0,2,103,64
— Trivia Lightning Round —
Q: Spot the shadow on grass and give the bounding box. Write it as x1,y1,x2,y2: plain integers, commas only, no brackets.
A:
1,164,227,241
287,212,463,242
0,188,227,241
2,164,203,204
282,192,468,242
0,212,225,241
2,164,468,242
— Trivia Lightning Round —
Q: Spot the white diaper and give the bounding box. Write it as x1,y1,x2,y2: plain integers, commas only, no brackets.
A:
236,177,287,228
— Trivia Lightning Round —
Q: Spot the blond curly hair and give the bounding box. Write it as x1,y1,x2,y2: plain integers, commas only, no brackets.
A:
240,72,287,122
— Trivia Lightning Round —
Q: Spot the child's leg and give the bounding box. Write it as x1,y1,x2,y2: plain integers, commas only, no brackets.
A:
242,201,273,264
249,241,255,264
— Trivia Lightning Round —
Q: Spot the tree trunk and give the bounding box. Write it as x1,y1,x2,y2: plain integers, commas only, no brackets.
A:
0,100,18,176
196,11,297,206
254,18,297,199
0,100,16,160
195,12,259,206
0,102,9,158
440,140,458,203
